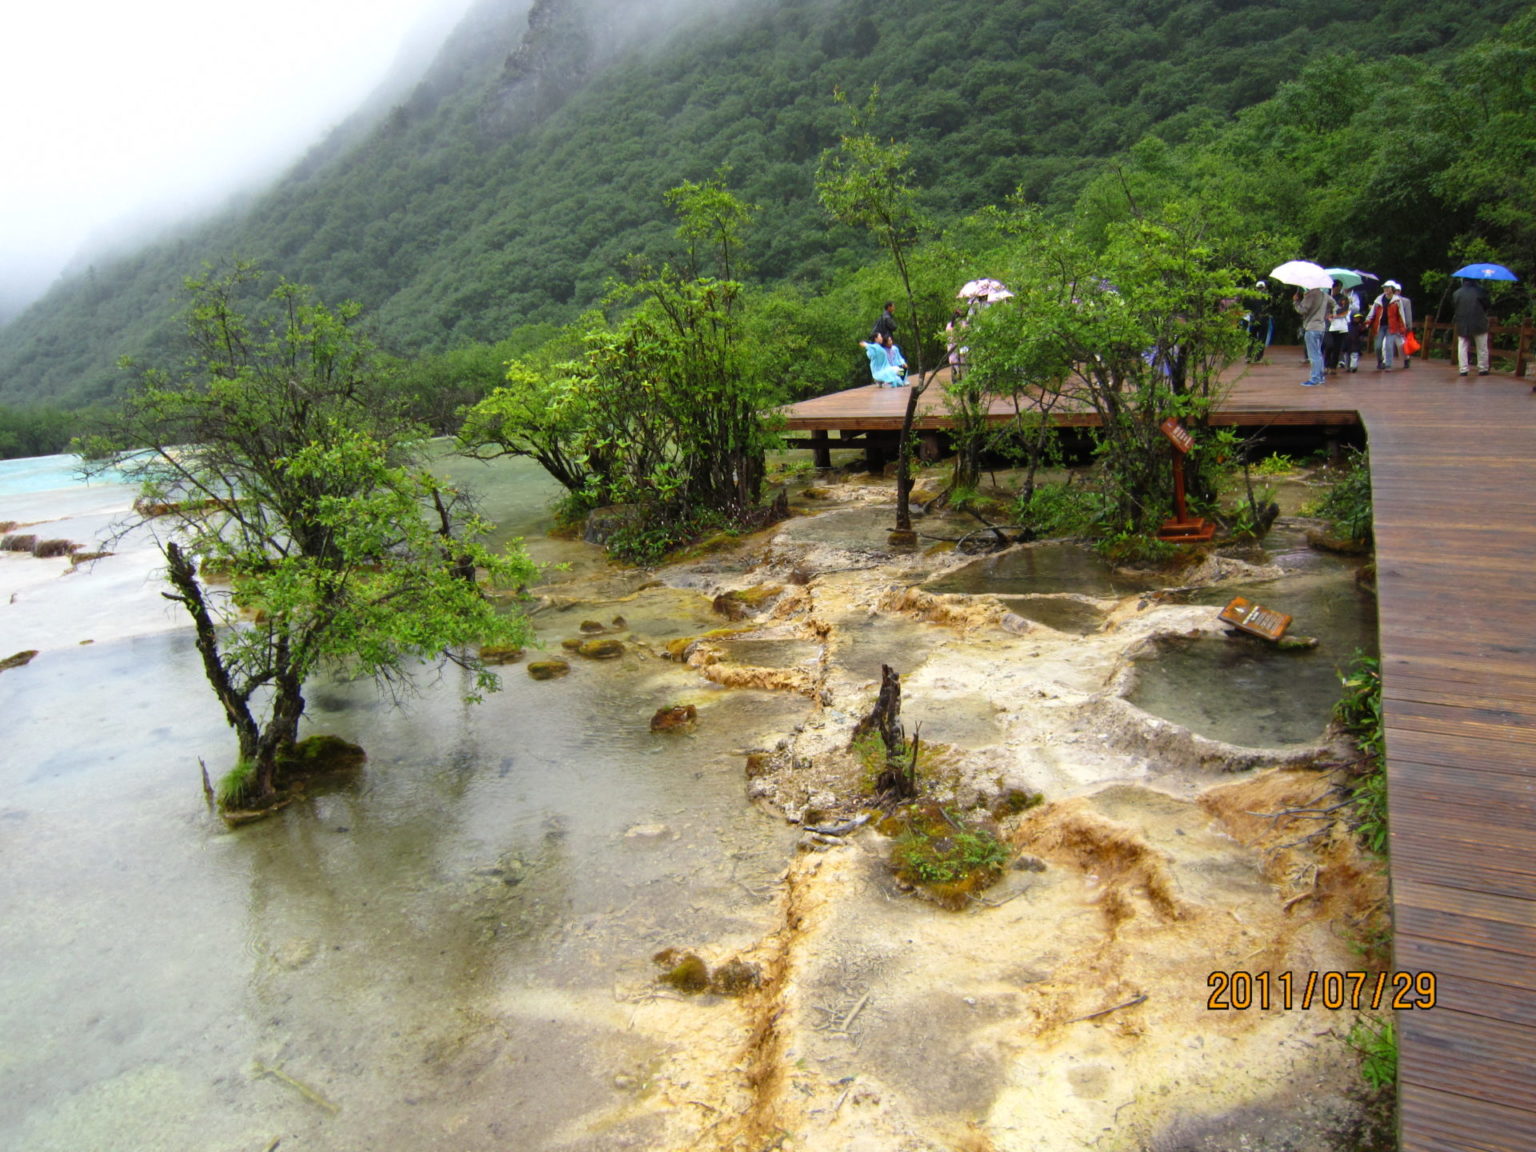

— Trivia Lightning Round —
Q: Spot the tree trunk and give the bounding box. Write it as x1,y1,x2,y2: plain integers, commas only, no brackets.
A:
252,646,305,800
163,542,259,764
893,385,921,532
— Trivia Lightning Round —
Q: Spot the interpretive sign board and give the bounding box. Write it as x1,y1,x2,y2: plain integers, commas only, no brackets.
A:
1160,417,1195,454
1218,596,1292,641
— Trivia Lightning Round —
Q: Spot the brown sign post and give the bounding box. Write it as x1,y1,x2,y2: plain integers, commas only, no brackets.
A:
1155,418,1215,542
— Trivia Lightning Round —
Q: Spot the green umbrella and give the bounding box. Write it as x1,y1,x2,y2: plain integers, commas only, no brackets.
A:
1324,267,1363,288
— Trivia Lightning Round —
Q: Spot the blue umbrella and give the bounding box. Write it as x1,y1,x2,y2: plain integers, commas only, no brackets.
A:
1452,262,1519,281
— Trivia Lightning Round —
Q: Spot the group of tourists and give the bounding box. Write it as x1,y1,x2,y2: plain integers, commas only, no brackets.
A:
860,273,1500,393
1292,278,1417,387
1286,275,1493,387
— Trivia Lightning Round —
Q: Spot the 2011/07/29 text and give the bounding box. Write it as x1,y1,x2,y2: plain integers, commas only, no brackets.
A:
1207,970,1436,1011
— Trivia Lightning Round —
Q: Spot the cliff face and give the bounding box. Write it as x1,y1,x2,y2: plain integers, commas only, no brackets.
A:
481,0,596,137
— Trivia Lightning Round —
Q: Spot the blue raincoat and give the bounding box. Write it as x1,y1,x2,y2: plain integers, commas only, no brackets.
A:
863,341,906,387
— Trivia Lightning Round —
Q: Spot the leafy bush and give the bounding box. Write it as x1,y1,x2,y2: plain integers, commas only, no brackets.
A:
1347,1016,1397,1093
1017,481,1107,538
1335,651,1388,854
1316,447,1374,543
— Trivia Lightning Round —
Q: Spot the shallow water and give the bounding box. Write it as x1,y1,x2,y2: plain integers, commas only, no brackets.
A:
0,454,806,1151
995,595,1107,635
1130,535,1379,747
926,541,1164,598
0,453,1382,1146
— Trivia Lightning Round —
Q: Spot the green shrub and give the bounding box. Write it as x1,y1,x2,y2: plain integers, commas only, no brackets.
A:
1017,482,1106,538
1335,651,1388,854
216,760,257,809
1347,1016,1396,1092
1316,447,1374,543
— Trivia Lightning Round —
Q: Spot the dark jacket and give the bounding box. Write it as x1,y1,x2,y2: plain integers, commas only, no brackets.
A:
1452,283,1491,337
871,309,897,342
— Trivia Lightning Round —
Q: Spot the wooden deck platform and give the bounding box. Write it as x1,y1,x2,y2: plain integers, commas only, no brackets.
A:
787,352,1536,1150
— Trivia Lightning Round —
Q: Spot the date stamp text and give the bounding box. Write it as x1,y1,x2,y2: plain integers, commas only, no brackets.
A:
1207,970,1436,1011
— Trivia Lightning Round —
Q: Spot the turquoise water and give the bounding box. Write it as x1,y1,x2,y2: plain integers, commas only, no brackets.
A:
0,453,131,495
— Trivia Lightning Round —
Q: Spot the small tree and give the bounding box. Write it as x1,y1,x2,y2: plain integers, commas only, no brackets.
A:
965,206,1248,547
93,265,534,809
816,89,934,534
461,179,786,561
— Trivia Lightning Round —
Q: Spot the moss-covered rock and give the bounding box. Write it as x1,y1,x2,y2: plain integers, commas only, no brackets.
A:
577,637,625,659
886,800,1009,910
654,949,711,994
478,644,525,665
712,584,784,620
527,659,571,680
279,734,367,778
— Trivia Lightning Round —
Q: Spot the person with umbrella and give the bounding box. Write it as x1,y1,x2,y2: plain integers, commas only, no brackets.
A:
1452,278,1492,377
1294,282,1329,387
1449,263,1519,377
1366,280,1414,371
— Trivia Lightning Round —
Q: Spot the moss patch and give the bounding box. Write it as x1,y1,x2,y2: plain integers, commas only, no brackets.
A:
478,644,525,665
886,800,1010,909
712,584,784,620
0,650,38,673
653,948,763,996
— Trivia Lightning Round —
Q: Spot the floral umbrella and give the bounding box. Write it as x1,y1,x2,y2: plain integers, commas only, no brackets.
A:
957,278,1010,300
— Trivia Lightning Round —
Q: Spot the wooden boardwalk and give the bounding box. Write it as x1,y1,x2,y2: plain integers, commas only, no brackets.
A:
788,353,1536,1151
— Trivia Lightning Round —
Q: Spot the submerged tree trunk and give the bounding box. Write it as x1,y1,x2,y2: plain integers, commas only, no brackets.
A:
163,542,259,765
251,643,305,801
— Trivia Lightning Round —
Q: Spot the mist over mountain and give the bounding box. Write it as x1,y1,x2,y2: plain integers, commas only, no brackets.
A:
0,0,1523,406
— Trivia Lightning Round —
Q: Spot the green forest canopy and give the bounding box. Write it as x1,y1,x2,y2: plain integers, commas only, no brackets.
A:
0,0,1531,424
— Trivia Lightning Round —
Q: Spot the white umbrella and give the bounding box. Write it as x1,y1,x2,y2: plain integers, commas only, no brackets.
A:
1269,261,1334,291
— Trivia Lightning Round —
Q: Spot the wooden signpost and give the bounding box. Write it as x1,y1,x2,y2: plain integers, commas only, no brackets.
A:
1156,417,1215,542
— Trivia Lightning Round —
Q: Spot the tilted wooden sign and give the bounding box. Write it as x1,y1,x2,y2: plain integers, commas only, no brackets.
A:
1218,596,1292,641
1159,417,1195,454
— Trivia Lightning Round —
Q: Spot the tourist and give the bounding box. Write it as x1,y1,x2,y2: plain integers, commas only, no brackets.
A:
860,336,905,387
1343,307,1366,373
1451,277,1492,377
1366,280,1414,371
1244,280,1274,364
1294,285,1328,387
946,308,968,379
1324,283,1351,373
871,301,897,343
880,331,908,384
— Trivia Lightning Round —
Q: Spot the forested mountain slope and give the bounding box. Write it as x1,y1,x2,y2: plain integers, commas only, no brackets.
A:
0,0,1526,406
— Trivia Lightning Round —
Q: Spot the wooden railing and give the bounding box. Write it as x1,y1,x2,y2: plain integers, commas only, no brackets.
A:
1416,317,1534,375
